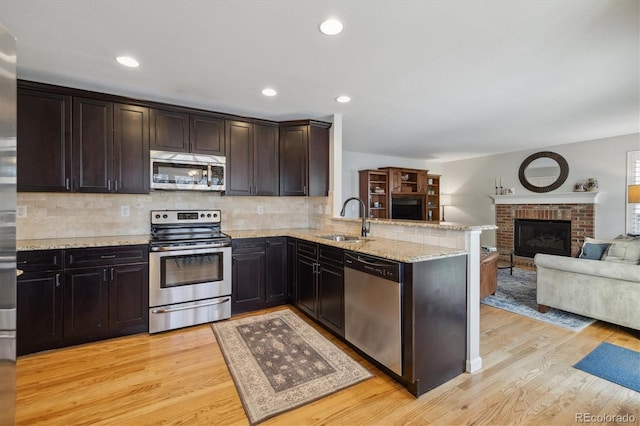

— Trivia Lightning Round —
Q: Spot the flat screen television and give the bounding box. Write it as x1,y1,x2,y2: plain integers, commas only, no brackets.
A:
391,197,423,220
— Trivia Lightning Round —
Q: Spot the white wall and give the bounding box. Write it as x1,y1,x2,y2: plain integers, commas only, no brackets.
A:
442,133,640,245
340,151,443,217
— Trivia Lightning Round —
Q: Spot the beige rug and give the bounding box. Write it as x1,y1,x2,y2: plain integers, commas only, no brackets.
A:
211,309,373,424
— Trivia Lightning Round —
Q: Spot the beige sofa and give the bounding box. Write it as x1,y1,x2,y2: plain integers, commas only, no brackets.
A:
535,249,640,330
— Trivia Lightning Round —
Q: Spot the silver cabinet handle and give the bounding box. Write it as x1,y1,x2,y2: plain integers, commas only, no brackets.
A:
100,255,116,259
110,268,114,281
107,179,111,191
114,180,119,192
151,298,230,314
55,273,61,287
65,178,71,191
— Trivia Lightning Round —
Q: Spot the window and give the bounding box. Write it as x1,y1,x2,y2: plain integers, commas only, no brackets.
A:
627,150,640,235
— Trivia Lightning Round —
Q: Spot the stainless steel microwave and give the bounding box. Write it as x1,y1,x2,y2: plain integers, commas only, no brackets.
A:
150,150,225,191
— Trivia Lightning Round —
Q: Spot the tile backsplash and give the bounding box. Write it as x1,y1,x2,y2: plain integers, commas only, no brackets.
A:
17,192,330,240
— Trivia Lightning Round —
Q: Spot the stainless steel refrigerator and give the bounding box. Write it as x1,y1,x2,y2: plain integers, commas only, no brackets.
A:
0,21,17,425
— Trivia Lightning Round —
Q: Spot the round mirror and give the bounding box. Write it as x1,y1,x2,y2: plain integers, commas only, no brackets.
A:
518,151,569,193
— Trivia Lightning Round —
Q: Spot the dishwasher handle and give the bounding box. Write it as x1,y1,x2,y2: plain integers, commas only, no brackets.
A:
345,251,402,283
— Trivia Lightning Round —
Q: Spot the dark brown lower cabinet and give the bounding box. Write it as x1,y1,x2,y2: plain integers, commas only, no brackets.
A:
17,245,149,356
63,266,109,341
109,263,149,333
16,270,64,356
231,237,287,314
295,240,344,336
286,238,297,304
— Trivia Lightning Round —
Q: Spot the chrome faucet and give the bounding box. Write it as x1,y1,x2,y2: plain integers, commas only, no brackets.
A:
340,197,371,237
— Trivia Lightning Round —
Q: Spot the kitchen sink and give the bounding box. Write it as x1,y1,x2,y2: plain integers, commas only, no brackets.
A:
317,234,362,243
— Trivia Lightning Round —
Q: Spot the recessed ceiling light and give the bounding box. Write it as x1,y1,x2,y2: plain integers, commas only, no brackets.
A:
116,56,140,68
261,88,277,97
336,95,351,103
319,18,343,36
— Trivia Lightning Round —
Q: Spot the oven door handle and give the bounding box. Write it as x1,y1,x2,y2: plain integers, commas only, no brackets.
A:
151,242,230,251
150,298,230,314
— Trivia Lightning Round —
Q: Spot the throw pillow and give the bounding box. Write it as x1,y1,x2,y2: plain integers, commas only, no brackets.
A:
579,242,610,260
603,241,640,264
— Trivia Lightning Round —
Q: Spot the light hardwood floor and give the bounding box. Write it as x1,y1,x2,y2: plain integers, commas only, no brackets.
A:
16,304,640,425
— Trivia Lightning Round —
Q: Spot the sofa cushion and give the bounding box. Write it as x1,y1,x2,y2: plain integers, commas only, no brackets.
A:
579,242,610,260
603,241,640,264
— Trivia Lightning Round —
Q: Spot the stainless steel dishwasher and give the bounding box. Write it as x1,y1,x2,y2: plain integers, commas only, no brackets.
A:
344,251,402,376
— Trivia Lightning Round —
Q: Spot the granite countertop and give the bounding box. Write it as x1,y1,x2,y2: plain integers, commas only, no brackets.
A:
17,235,152,251
17,229,467,263
330,217,497,232
227,229,466,263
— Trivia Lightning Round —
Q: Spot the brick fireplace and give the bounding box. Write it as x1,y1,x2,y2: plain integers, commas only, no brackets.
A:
493,192,599,268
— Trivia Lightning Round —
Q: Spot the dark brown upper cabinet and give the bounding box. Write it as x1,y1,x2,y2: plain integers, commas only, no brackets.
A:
190,113,225,155
17,81,331,197
150,108,225,156
279,121,330,196
18,82,149,194
73,98,149,193
226,121,279,196
253,124,280,196
149,108,189,152
113,104,150,193
73,97,114,193
17,88,72,192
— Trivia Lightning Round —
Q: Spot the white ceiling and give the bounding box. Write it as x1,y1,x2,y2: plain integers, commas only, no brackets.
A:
1,0,638,162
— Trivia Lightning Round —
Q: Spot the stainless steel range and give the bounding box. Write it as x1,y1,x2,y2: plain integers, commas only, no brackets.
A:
149,210,232,333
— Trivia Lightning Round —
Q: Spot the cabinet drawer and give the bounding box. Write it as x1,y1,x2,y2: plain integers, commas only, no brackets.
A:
319,245,343,266
65,245,149,268
297,241,318,258
17,250,64,272
232,238,266,253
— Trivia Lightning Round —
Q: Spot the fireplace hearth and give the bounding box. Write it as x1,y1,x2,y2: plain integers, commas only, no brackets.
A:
514,219,572,258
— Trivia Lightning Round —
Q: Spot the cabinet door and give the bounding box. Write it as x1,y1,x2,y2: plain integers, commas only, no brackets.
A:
308,123,329,196
389,169,402,193
417,171,427,193
113,104,150,194
73,97,114,193
150,108,189,152
279,125,308,196
108,264,149,334
318,262,345,336
231,250,266,314
17,88,72,192
225,120,254,195
64,267,109,339
17,271,64,355
286,239,297,303
254,124,279,196
296,255,317,317
190,113,225,155
265,237,287,305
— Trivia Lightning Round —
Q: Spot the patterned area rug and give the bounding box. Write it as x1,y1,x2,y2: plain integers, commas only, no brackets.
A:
211,309,373,424
482,268,596,331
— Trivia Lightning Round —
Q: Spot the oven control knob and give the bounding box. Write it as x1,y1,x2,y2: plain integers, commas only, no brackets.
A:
162,214,168,219
207,213,212,218
200,213,205,218
155,214,160,219
213,213,218,218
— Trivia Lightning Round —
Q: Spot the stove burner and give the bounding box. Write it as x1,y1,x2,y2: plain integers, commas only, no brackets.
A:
150,209,230,250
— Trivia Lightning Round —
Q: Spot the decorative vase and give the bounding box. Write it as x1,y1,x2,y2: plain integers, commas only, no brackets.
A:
586,178,598,191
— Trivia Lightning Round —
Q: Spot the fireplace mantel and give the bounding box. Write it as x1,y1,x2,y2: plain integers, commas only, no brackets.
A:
490,191,601,205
